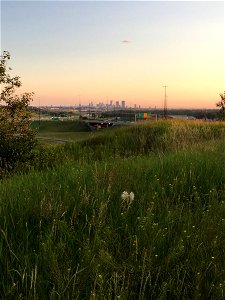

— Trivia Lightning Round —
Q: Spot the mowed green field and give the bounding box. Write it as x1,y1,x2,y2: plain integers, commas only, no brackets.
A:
1,120,225,299
33,120,102,144
37,131,95,142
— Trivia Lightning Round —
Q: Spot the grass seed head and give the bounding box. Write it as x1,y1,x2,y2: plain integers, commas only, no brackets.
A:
121,191,135,211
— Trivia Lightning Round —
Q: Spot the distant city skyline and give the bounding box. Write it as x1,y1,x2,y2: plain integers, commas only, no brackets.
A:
1,1,224,109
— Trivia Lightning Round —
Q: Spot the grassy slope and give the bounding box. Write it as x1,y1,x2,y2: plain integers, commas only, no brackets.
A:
1,121,225,299
33,120,128,146
33,120,93,145
32,120,90,133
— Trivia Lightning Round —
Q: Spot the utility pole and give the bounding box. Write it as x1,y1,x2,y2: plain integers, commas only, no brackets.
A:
162,85,168,119
78,95,81,118
38,96,40,126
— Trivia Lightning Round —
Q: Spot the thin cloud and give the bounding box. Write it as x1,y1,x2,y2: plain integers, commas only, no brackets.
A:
121,40,131,44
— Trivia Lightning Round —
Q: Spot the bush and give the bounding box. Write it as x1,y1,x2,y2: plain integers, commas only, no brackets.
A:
0,51,36,174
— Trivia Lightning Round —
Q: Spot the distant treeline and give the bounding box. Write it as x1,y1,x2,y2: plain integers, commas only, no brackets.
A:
30,106,219,120
102,109,219,120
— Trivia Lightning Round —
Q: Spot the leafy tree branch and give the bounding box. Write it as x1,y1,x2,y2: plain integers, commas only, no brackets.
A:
0,51,36,173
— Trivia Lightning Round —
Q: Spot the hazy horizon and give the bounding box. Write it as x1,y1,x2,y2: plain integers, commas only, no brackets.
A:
1,1,224,109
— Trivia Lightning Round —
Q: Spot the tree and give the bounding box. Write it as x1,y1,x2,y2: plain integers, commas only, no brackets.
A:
216,91,225,120
0,51,36,172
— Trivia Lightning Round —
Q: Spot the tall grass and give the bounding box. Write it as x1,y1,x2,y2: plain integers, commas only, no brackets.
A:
61,121,225,163
1,121,225,299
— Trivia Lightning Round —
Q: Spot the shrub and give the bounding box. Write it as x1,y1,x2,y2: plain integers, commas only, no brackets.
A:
0,51,36,174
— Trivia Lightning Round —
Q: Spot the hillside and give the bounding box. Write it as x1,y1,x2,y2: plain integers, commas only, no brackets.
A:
1,121,225,299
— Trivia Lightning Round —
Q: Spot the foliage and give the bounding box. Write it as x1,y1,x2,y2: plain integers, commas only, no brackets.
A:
57,121,225,164
1,121,225,298
1,137,225,298
0,51,36,173
216,91,225,120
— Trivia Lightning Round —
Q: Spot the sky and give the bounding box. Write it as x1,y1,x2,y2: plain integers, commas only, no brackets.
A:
1,1,224,108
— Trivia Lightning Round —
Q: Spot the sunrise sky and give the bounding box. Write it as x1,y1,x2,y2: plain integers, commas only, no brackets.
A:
1,1,224,108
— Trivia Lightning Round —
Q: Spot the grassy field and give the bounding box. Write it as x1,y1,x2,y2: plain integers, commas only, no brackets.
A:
37,132,96,143
33,120,96,145
1,120,225,299
32,120,90,133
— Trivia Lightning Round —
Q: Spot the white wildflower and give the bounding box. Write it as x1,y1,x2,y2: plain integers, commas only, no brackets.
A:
121,191,129,201
121,191,135,209
129,192,134,202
